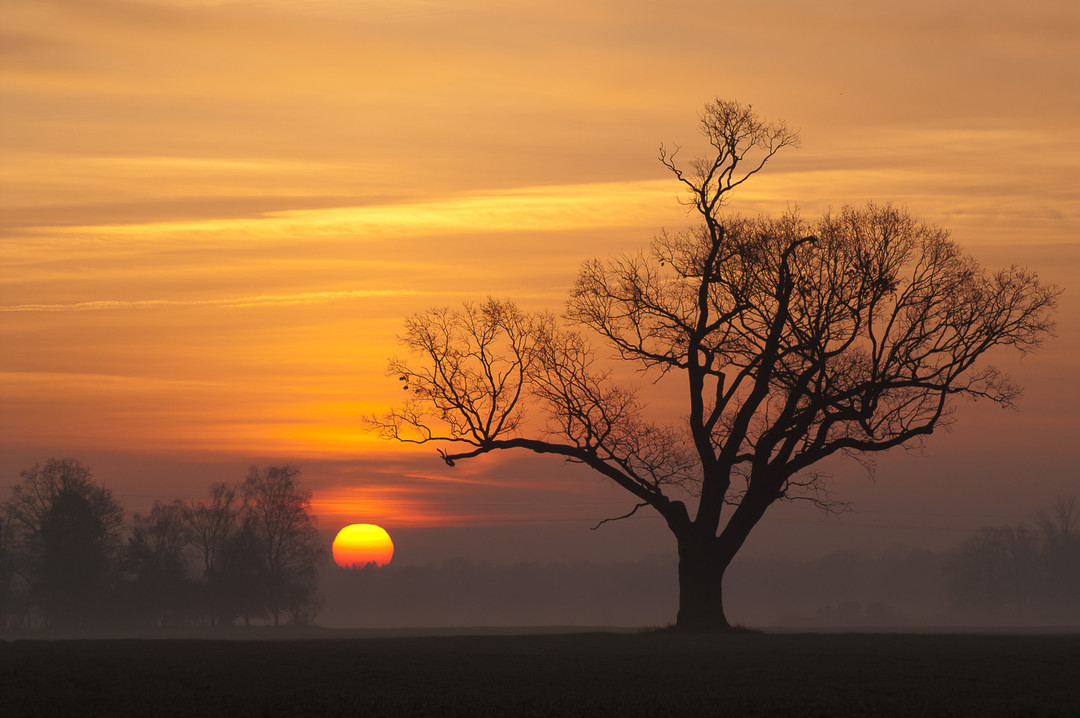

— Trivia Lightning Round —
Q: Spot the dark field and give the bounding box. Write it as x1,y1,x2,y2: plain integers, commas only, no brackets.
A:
3,631,1079,717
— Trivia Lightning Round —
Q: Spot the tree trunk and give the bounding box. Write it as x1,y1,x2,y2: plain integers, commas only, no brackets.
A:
675,535,731,631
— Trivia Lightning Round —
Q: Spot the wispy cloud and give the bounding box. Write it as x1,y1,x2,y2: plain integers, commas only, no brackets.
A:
13,179,678,238
0,288,448,312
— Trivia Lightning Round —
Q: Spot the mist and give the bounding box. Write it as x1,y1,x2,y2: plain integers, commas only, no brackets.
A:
317,544,1076,632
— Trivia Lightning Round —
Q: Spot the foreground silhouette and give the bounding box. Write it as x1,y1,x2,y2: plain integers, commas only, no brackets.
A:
373,99,1060,631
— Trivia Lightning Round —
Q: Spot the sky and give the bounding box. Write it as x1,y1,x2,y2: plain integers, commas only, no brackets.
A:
2,0,1078,566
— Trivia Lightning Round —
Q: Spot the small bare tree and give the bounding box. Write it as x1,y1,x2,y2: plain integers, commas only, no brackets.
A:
185,481,240,581
242,465,323,626
125,500,193,627
1033,495,1080,610
373,100,1060,630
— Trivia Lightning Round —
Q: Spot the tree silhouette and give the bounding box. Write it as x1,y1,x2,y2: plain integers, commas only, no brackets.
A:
373,100,1060,630
242,465,323,626
3,458,125,628
214,519,271,627
185,482,240,581
0,512,14,628
949,496,1080,621
948,524,1040,614
182,481,243,625
1033,496,1080,609
124,500,193,627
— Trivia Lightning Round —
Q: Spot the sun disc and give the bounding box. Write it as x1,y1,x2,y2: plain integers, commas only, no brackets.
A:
332,523,394,568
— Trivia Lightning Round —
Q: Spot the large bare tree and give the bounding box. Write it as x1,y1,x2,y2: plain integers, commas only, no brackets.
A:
373,100,1060,630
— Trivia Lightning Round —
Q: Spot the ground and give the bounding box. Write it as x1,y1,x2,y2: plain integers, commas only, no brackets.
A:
3,630,1079,716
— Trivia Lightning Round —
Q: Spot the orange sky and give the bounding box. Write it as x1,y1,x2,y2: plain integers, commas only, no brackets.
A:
2,0,1078,561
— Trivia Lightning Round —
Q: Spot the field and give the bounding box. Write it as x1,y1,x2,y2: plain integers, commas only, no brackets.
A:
3,630,1080,716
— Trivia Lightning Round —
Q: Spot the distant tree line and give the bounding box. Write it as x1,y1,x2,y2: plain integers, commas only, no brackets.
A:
946,496,1079,623
320,557,679,629
315,510,1079,630
0,458,324,633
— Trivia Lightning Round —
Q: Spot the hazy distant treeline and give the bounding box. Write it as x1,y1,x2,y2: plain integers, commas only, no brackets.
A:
946,496,1080,623
318,519,1079,630
0,458,323,633
753,501,1079,627
320,558,680,628
317,500,1080,630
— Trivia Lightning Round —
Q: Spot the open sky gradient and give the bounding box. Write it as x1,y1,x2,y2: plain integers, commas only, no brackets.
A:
2,0,1078,562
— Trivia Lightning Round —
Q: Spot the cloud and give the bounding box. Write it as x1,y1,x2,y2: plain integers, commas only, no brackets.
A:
0,288,447,313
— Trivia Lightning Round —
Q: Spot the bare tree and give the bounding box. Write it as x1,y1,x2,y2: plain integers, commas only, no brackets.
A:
185,481,240,580
1033,495,1077,545
373,100,1060,630
242,465,324,626
214,518,271,627
0,512,15,628
1033,495,1080,611
2,458,125,628
948,496,1079,620
181,482,244,626
125,500,193,627
948,524,1040,614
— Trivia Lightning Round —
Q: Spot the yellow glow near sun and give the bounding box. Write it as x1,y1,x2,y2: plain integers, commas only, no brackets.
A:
332,523,395,568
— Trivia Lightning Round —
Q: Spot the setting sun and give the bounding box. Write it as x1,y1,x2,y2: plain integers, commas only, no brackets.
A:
332,524,394,569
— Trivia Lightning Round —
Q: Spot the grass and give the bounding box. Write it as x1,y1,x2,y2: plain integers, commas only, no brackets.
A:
3,631,1079,716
